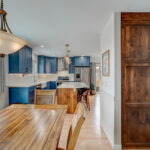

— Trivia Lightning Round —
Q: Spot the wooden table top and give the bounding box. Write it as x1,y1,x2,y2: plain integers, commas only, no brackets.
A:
0,104,67,150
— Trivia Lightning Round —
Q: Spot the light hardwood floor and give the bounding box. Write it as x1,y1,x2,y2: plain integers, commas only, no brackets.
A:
58,94,113,150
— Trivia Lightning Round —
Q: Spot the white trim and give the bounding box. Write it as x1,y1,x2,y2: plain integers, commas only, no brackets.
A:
101,122,114,148
113,144,122,150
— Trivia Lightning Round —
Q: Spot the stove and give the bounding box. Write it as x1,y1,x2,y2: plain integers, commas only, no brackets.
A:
56,76,70,87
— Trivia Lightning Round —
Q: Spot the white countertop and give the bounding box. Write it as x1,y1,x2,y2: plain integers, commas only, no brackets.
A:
57,82,89,89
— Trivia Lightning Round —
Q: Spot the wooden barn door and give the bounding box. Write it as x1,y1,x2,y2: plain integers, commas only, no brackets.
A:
121,13,150,149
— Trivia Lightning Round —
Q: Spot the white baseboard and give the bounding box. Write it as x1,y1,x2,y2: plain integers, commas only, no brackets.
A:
101,123,122,150
113,144,122,150
101,122,114,148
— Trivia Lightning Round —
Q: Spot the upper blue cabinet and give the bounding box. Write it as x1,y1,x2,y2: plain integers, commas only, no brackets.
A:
69,57,75,74
38,56,45,74
74,56,90,67
38,56,57,74
9,46,32,74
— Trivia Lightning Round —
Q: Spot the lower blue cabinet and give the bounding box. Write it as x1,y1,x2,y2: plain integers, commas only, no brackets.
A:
50,81,56,89
44,81,56,90
9,86,36,105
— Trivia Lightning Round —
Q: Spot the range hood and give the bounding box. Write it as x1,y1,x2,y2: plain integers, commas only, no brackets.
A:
57,57,69,71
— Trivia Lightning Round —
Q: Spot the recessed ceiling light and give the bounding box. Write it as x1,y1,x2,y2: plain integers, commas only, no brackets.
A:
41,45,44,48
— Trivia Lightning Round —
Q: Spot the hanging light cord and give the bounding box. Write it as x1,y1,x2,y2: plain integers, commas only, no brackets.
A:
0,0,12,33
1,0,3,9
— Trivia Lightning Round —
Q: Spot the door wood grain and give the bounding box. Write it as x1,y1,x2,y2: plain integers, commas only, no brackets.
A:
122,12,150,149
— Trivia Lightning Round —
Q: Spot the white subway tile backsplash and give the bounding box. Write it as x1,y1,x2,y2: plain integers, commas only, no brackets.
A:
6,72,74,87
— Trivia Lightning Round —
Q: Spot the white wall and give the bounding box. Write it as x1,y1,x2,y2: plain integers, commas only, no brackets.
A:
100,12,122,150
0,56,9,110
100,13,115,147
114,12,121,149
100,14,115,96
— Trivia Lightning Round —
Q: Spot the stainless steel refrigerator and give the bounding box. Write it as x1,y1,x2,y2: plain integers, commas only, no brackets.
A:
75,67,90,88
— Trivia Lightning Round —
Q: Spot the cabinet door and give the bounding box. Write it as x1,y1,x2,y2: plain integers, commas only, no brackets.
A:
9,46,32,74
29,86,36,104
9,52,19,73
82,56,90,66
69,57,75,74
25,46,32,73
50,81,56,89
38,56,45,73
51,57,57,73
9,88,29,104
44,82,51,89
45,57,57,73
45,57,51,73
75,56,90,67
74,56,81,66
19,47,26,73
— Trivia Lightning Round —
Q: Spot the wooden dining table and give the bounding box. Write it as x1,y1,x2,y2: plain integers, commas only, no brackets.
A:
0,104,67,150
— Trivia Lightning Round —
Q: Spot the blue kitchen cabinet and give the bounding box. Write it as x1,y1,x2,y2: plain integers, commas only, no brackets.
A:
9,86,36,104
50,81,56,89
74,56,90,67
9,52,20,73
9,46,32,74
19,46,26,73
51,58,57,73
25,46,32,73
44,82,51,89
29,86,36,104
45,57,57,74
45,81,56,89
45,57,51,73
69,57,75,74
38,56,45,73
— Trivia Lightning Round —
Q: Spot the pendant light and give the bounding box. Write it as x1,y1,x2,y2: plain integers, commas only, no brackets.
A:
65,44,71,64
0,0,27,55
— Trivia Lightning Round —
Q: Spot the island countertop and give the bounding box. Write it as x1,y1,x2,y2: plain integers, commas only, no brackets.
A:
57,82,88,89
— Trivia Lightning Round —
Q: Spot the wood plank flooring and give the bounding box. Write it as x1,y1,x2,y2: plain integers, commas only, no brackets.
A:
58,94,113,150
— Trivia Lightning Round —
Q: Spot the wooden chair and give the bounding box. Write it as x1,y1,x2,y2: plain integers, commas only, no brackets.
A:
57,102,85,150
34,89,56,105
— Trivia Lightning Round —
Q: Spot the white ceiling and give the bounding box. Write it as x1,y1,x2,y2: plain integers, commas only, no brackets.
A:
5,0,150,57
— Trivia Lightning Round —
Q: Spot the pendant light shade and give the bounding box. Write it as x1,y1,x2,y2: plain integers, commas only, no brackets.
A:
0,0,27,55
0,31,27,54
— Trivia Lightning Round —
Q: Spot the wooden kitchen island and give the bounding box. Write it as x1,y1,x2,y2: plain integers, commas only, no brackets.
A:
57,82,88,114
